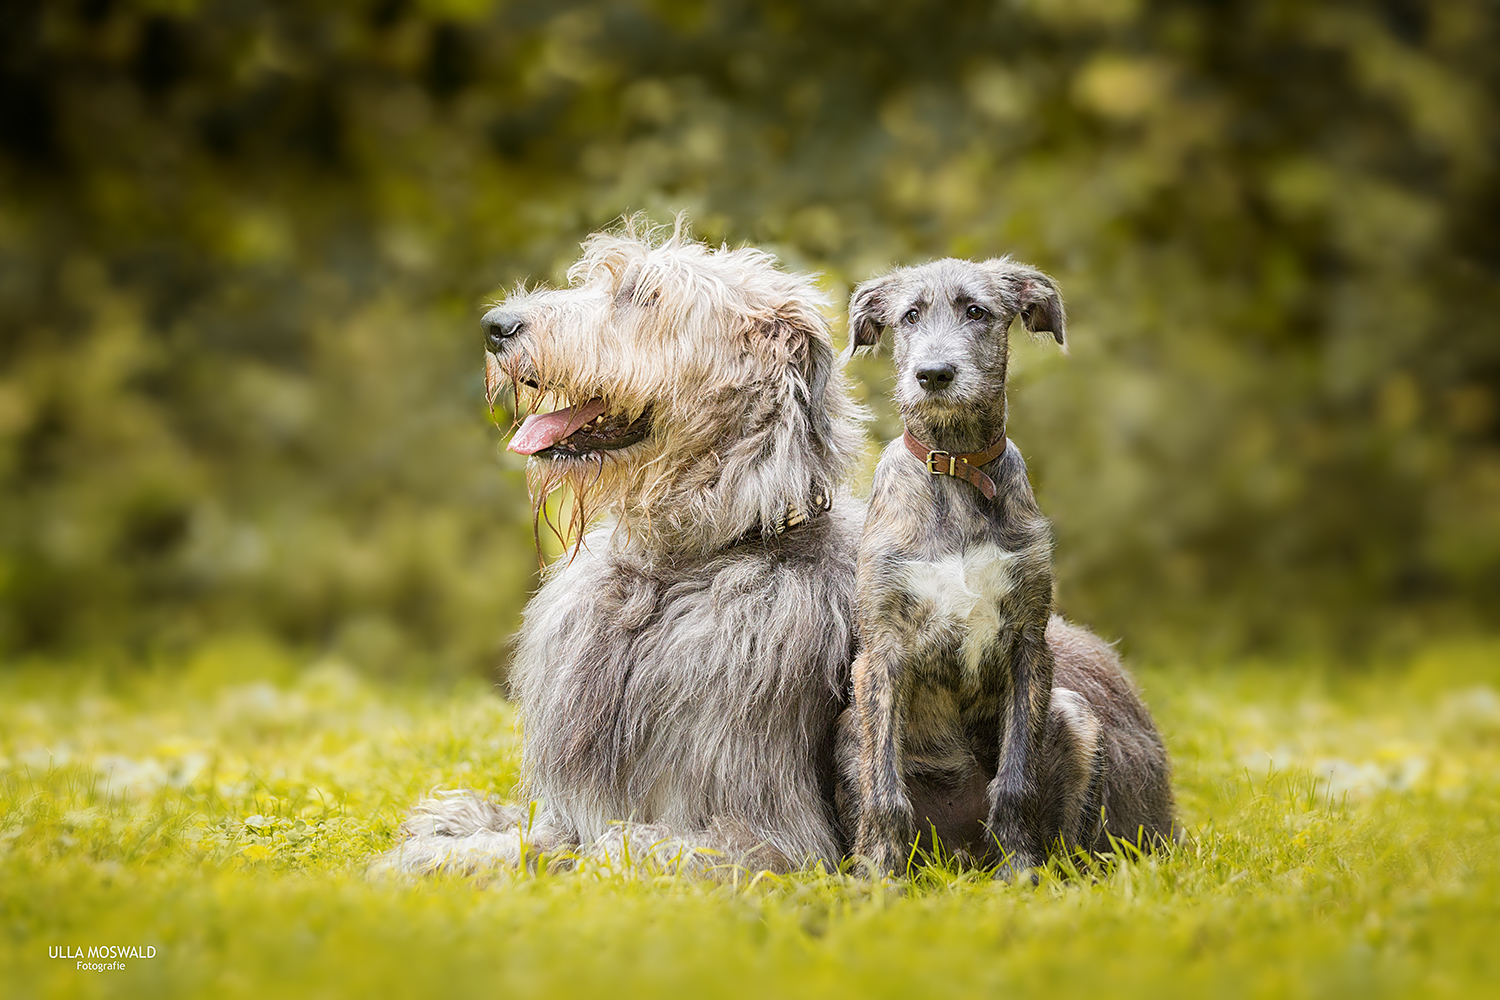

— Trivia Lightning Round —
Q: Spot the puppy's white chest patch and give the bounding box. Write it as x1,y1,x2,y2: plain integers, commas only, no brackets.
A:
901,542,1017,676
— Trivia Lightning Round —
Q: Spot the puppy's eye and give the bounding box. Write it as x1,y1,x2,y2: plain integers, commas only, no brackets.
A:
902,308,920,325
965,304,989,321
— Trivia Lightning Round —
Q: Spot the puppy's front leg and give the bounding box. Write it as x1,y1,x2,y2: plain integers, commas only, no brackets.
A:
852,641,915,876
986,622,1055,875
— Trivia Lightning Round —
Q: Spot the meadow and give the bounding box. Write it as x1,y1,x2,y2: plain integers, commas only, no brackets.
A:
3,637,1498,999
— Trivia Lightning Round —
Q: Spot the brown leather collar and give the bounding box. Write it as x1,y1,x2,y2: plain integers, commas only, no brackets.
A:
903,428,1008,501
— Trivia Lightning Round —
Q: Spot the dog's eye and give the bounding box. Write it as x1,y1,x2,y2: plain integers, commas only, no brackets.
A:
903,308,920,325
965,304,989,321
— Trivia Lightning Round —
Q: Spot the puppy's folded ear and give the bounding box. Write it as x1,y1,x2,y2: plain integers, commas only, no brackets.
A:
986,258,1067,349
1016,267,1066,349
848,276,893,350
1020,276,1065,348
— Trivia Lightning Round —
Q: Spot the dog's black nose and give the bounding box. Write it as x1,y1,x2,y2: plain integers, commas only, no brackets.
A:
915,362,956,391
481,308,526,352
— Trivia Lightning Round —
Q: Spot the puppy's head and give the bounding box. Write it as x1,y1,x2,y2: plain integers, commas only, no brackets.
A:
849,257,1065,429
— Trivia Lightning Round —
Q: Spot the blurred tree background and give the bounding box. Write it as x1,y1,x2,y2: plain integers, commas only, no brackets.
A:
1,0,1496,679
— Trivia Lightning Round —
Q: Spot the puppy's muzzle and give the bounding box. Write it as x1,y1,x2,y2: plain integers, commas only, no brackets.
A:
914,361,956,392
481,307,527,353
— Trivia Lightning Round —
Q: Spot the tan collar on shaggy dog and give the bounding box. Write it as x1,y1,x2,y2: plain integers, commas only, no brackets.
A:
903,429,1008,501
732,484,833,548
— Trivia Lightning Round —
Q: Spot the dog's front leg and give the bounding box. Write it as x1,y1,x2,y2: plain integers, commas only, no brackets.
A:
986,621,1055,876
852,641,915,877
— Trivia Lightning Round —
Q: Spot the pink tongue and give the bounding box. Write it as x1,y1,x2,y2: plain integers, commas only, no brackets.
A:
508,398,609,455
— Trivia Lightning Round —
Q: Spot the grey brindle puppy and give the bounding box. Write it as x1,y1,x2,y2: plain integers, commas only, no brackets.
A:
836,258,1175,877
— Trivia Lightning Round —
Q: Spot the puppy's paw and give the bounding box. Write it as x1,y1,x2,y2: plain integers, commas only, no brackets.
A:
852,837,912,880
992,848,1044,885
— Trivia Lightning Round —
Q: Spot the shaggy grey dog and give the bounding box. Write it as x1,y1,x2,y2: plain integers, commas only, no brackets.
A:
836,258,1176,878
374,221,866,875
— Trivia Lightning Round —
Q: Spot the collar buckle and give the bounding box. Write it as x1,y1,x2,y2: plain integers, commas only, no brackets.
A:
926,451,957,476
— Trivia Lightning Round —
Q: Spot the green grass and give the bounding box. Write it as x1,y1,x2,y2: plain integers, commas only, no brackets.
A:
3,636,1499,999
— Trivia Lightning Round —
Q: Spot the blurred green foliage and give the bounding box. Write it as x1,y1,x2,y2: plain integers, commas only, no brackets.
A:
1,0,1497,676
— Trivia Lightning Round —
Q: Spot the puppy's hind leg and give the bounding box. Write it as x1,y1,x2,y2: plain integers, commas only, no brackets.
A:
370,790,578,876
1041,688,1108,854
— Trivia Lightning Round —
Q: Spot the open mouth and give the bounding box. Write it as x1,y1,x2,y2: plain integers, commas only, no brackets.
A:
508,398,653,459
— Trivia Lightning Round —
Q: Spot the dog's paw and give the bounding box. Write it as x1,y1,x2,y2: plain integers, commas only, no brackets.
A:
584,823,724,876
368,828,527,877
372,793,581,878
992,851,1043,885
582,820,794,879
403,788,521,838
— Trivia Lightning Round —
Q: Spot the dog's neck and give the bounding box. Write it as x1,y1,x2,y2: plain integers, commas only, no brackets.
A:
901,398,1007,459
609,387,861,559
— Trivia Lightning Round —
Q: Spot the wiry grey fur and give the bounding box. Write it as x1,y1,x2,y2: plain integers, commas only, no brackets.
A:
836,258,1175,878
373,221,866,876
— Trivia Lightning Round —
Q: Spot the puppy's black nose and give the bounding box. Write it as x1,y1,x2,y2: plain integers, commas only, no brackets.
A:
915,362,956,391
481,308,526,352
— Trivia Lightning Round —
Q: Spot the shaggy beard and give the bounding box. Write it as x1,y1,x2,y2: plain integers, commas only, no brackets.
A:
526,457,621,561
487,352,667,561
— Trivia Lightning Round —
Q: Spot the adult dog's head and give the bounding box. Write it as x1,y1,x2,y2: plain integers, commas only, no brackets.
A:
483,219,863,555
